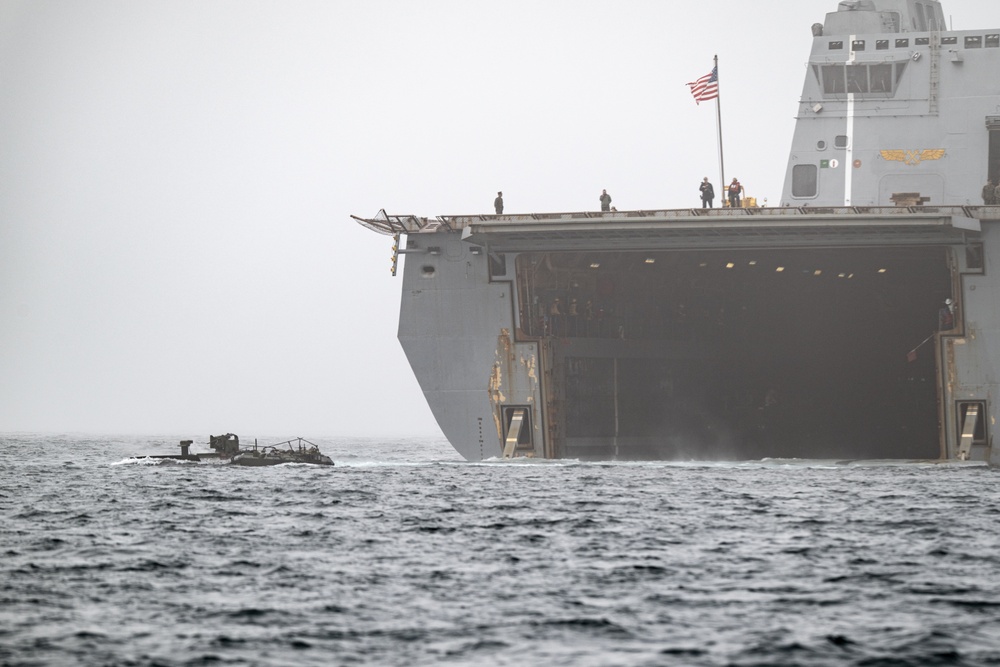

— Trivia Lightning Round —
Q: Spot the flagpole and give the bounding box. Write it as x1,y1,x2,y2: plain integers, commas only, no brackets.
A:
714,55,726,203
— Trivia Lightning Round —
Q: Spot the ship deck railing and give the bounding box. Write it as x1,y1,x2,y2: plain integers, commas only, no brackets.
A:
353,205,1000,236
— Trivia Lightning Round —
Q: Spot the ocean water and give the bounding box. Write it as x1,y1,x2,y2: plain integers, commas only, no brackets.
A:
2,434,1000,667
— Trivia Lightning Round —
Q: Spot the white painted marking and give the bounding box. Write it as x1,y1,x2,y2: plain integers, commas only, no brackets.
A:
845,35,856,206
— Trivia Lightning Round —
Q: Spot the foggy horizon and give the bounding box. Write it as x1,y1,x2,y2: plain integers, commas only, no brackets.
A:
3,0,998,439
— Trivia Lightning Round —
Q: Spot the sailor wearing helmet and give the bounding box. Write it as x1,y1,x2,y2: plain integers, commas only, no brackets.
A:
939,298,955,330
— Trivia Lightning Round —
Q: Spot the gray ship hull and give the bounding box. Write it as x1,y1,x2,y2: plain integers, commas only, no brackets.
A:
357,0,1000,464
387,207,995,463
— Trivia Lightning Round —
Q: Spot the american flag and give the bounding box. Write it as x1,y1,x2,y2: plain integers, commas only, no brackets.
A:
687,65,719,104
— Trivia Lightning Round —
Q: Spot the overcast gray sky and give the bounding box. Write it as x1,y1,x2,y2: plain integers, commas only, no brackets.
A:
2,1,998,438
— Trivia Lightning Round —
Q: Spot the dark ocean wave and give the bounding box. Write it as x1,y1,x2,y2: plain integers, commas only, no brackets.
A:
2,434,1000,666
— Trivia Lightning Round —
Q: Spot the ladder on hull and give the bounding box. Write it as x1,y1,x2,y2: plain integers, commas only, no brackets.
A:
957,403,979,461
502,408,527,459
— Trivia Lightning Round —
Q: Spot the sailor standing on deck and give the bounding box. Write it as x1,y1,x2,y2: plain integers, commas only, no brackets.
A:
494,191,504,214
728,178,743,208
983,180,994,205
600,189,612,212
700,177,715,208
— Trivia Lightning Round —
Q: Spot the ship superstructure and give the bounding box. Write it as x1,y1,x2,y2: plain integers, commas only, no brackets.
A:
355,0,1000,464
780,0,1000,207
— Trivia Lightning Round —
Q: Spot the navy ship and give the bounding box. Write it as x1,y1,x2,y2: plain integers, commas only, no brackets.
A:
355,0,1000,464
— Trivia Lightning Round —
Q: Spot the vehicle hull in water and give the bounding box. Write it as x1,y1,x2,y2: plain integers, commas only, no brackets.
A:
130,436,334,466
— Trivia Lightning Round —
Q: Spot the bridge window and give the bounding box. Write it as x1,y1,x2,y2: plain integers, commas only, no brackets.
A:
987,34,999,48
835,135,849,149
941,36,957,45
870,64,892,93
852,40,866,52
846,65,868,93
896,38,909,47
876,40,889,50
828,41,844,50
791,164,818,198
822,65,846,94
965,36,983,49
820,63,901,97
